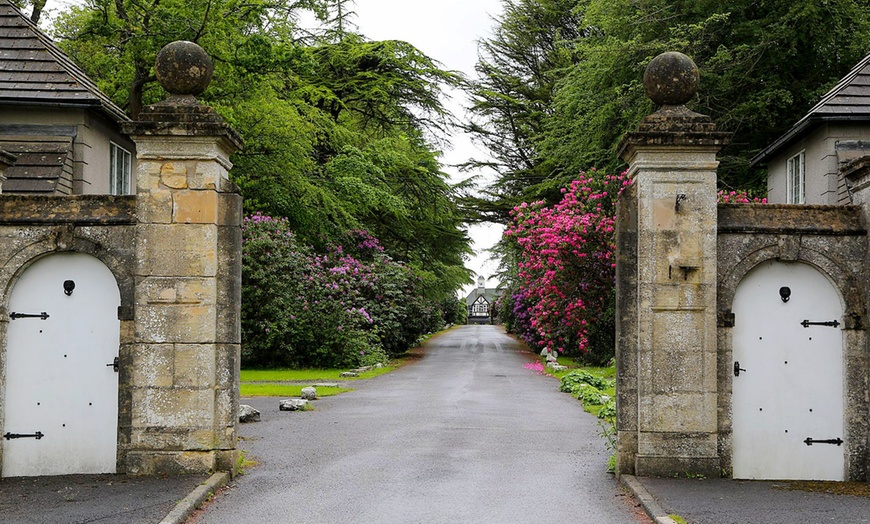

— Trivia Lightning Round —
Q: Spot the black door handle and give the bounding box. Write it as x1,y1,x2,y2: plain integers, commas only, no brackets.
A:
734,361,746,376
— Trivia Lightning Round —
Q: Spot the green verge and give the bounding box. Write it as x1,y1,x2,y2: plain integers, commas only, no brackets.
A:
548,360,616,416
240,384,350,397
240,364,398,383
239,354,420,397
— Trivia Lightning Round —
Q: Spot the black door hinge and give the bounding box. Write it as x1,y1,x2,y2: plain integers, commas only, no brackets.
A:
4,431,44,440
804,437,843,446
9,312,49,320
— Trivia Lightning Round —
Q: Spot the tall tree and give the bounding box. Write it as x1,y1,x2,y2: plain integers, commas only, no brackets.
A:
464,0,582,222
468,0,870,208
54,0,473,299
10,0,47,24
541,0,870,191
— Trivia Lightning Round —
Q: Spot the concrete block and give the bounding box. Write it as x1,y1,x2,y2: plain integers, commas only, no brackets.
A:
160,161,189,189
217,193,242,226
191,161,223,190
638,392,718,433
128,426,217,451
635,455,720,478
214,344,240,390
125,450,216,476
137,277,215,305
137,191,173,224
131,387,215,428
136,224,218,277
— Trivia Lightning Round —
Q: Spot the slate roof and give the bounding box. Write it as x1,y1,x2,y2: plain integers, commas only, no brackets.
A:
752,54,870,166
466,287,501,308
0,135,74,193
0,0,128,122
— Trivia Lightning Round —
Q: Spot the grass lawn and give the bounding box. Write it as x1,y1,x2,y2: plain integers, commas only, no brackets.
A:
239,356,415,397
240,384,350,397
240,363,397,383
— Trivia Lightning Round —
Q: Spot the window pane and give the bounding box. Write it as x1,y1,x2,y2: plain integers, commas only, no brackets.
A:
109,143,131,195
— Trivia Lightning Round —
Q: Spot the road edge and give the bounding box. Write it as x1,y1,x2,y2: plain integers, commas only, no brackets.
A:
159,471,230,524
620,474,680,524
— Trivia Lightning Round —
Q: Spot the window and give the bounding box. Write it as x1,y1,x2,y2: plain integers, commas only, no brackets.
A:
471,296,489,316
109,142,131,195
787,151,805,204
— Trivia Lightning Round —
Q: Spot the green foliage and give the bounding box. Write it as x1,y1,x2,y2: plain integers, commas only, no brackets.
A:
54,0,473,305
559,369,610,392
574,383,607,406
241,215,445,368
597,401,616,421
440,297,468,326
239,384,350,397
240,365,395,382
469,0,870,210
463,0,583,222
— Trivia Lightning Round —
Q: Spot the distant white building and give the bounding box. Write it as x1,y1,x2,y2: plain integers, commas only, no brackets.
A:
465,275,501,324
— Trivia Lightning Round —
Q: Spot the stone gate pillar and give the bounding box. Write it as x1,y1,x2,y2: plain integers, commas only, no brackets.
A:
122,42,243,475
615,52,729,477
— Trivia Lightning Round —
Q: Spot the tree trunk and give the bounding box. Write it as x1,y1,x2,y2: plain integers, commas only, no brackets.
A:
29,0,47,24
129,70,154,120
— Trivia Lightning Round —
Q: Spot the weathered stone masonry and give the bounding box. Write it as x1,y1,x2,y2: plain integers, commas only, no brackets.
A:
121,97,243,475
616,52,870,481
0,44,243,476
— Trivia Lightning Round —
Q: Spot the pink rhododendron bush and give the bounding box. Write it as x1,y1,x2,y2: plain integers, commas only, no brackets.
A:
242,213,443,368
498,170,630,365
717,190,767,204
498,173,765,365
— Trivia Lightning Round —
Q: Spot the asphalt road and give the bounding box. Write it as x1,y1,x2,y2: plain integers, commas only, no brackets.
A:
192,325,650,524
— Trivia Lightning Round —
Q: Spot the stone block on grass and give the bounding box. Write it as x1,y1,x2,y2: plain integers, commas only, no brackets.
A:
279,399,308,411
301,387,317,400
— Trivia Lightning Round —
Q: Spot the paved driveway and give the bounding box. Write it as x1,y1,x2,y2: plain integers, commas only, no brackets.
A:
192,325,649,523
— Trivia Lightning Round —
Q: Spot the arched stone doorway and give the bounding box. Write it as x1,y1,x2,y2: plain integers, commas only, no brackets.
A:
2,252,121,476
731,260,845,480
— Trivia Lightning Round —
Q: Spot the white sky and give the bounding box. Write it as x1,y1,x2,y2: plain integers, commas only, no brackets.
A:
349,0,506,297
45,0,507,296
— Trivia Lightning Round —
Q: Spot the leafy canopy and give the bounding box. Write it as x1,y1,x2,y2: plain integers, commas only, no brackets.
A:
53,0,473,300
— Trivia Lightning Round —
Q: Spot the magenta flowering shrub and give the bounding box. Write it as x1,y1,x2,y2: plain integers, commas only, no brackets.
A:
501,170,630,363
242,213,442,368
718,190,767,203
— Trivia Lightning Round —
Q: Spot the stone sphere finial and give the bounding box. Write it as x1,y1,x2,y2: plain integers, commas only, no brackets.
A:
643,52,699,106
154,41,213,97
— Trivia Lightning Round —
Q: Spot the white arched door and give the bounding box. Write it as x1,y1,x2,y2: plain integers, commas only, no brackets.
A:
732,260,844,480
2,253,120,477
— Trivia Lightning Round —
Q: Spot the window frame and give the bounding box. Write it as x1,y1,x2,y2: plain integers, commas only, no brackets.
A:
787,150,806,204
109,142,132,196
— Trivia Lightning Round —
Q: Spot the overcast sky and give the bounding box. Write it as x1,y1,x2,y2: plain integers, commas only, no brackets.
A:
349,0,506,297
